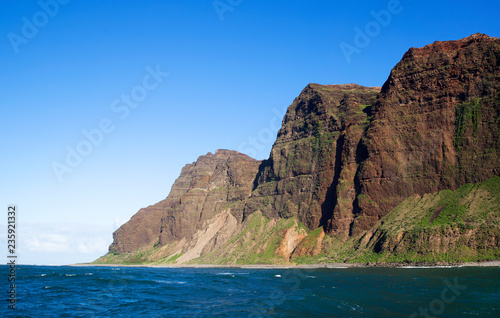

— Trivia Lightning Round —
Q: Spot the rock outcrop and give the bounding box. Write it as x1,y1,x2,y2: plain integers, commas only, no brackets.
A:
100,34,500,265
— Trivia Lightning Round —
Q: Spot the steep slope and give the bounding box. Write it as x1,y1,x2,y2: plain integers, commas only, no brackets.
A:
193,212,309,265
245,84,379,240
351,33,500,235
357,176,500,263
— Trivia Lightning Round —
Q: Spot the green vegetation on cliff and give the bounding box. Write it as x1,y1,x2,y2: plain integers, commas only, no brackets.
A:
193,212,309,265
339,176,500,264
454,98,482,149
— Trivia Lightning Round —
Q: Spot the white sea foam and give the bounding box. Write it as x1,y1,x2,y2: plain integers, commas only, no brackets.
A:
399,266,457,269
154,280,186,285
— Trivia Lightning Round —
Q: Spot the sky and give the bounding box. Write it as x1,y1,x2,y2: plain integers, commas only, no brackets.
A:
1,0,499,265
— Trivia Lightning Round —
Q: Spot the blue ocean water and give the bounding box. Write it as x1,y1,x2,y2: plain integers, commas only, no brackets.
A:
1,265,499,317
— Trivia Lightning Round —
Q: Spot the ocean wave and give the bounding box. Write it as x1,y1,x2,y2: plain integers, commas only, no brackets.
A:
154,280,186,285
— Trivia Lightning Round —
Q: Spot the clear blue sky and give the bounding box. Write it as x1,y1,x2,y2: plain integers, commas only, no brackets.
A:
1,0,499,265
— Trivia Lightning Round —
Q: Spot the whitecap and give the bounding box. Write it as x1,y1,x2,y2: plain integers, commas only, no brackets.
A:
154,280,186,285
41,274,47,277
65,274,76,277
275,274,281,278
400,266,457,269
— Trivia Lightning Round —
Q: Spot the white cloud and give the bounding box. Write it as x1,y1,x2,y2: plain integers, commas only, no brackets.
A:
1,222,115,265
25,233,69,253
76,237,109,254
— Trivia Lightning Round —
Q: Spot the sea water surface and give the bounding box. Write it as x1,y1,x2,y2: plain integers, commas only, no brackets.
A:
2,265,499,317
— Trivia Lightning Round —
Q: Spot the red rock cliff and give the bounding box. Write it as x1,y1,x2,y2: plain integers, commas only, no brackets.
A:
351,33,500,235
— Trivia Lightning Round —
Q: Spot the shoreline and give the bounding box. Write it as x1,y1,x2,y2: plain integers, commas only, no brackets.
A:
69,260,500,269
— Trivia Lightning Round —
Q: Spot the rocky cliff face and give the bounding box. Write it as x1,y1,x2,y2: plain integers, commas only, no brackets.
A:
110,149,261,254
101,34,500,265
245,84,379,238
351,33,500,235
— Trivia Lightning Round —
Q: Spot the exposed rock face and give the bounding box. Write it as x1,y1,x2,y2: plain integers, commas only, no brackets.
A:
158,149,260,244
291,227,325,259
105,34,500,265
275,221,308,260
245,84,379,237
109,150,260,254
109,205,164,254
351,33,500,235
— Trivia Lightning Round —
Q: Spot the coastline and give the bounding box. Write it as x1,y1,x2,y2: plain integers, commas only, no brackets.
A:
70,260,500,269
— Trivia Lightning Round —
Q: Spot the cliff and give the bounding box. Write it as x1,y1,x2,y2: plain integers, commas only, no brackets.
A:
96,34,500,265
352,33,500,235
109,150,261,260
245,83,379,239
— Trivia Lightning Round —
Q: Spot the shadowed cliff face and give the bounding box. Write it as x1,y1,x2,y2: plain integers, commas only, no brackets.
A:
351,33,500,235
244,84,379,238
106,34,500,263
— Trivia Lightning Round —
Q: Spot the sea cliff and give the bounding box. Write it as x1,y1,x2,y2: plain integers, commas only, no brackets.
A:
95,34,500,266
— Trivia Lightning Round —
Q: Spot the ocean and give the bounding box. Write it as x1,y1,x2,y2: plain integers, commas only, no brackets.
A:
2,265,499,317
